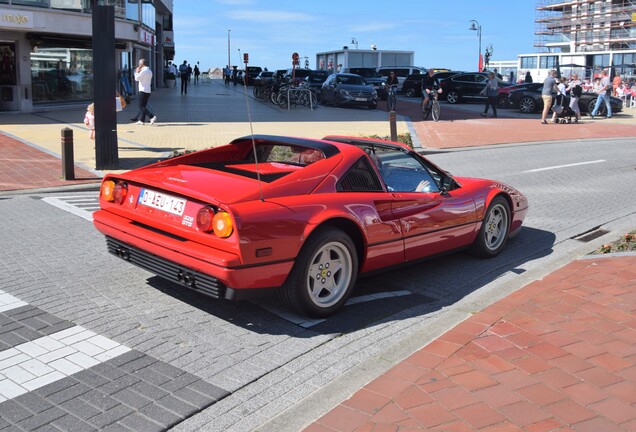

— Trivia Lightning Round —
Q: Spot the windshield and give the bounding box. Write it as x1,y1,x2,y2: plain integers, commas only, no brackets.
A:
337,75,367,85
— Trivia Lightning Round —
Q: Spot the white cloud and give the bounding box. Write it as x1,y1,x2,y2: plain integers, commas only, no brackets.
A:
226,10,315,23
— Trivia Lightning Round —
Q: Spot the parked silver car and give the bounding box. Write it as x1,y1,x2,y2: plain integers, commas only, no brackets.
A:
319,73,378,109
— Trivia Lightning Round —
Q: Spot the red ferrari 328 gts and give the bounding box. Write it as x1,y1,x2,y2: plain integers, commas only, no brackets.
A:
93,135,528,317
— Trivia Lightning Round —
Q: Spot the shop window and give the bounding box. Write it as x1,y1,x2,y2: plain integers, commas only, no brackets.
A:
30,47,93,104
0,44,17,86
11,0,49,7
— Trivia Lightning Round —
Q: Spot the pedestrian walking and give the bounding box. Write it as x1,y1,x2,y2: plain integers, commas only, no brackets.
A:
131,58,157,125
525,71,533,83
179,60,189,94
480,71,499,117
167,61,177,88
540,70,557,124
224,65,231,85
567,74,582,123
551,77,567,123
193,65,200,84
590,69,612,119
232,66,238,86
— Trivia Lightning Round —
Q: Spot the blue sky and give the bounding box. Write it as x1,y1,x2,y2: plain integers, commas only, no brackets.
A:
173,0,537,72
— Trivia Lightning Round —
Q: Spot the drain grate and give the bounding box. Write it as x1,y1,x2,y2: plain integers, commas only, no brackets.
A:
571,226,610,243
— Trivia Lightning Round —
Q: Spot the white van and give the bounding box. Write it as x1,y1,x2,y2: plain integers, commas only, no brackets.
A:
376,66,427,91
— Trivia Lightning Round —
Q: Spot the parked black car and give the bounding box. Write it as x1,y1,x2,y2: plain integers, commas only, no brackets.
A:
496,83,543,108
508,87,623,115
283,68,313,85
319,73,378,109
440,72,514,104
243,66,263,85
305,70,330,91
253,71,274,86
343,67,387,100
402,71,463,98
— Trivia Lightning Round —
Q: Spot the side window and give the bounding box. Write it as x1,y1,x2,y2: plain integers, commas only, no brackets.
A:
456,74,474,82
379,152,440,193
475,74,487,83
411,69,421,75
396,69,409,78
378,69,390,78
337,157,384,192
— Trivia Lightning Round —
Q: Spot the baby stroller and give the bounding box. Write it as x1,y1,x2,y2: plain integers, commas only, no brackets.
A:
551,94,576,123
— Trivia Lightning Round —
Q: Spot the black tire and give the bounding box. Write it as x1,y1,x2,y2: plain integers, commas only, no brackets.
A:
468,196,511,258
587,99,606,116
369,101,378,109
431,99,441,122
280,227,358,317
518,96,537,113
497,95,508,108
446,91,460,104
405,88,416,98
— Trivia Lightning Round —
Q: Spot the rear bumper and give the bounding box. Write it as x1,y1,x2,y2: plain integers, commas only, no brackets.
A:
94,211,294,299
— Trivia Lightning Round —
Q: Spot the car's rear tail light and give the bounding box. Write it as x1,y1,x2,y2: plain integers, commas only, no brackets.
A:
101,180,115,201
113,182,128,204
196,206,215,233
213,211,233,238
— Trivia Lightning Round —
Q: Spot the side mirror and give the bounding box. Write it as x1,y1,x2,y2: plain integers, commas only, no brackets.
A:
440,176,455,195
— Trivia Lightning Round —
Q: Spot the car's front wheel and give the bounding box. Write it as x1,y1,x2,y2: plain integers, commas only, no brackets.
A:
280,227,358,317
497,95,509,108
468,196,510,258
518,96,537,113
587,99,606,116
446,91,460,104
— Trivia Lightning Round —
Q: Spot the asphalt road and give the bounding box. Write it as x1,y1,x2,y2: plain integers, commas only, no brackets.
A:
1,137,634,431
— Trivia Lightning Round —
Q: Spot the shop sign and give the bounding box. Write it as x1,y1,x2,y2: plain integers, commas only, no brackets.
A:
139,29,155,46
0,9,34,29
163,31,174,47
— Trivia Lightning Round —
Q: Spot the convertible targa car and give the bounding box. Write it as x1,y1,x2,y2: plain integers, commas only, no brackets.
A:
94,135,528,317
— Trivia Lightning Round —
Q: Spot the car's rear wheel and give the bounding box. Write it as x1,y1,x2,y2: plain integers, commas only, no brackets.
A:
468,196,510,258
280,227,358,317
446,91,460,104
405,88,416,98
518,96,537,113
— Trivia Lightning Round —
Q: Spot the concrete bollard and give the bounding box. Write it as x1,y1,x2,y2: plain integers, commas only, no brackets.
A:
61,127,75,180
389,110,397,142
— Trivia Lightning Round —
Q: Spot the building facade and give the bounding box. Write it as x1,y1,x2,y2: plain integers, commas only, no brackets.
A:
520,0,635,82
315,48,415,73
0,0,174,113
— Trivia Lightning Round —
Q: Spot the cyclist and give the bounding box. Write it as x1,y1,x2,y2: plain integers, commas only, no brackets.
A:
421,69,439,110
385,71,399,107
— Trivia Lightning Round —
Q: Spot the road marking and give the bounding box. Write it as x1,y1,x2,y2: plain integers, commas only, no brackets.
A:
0,326,130,402
523,159,606,173
41,194,98,222
253,290,412,328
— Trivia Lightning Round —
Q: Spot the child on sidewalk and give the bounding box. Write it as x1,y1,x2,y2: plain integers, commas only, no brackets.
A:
84,103,95,140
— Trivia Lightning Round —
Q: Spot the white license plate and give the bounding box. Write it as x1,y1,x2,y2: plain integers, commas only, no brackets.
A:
138,189,186,216
355,97,367,102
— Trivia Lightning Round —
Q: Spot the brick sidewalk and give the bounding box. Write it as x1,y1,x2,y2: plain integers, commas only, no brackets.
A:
0,134,100,192
308,255,636,432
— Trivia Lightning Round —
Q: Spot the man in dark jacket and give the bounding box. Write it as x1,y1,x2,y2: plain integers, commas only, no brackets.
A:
178,60,189,94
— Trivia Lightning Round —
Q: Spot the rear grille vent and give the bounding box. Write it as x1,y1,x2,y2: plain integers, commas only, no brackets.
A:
106,237,227,299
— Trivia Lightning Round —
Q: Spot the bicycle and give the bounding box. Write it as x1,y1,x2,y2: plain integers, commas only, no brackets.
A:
422,87,442,122
386,84,398,112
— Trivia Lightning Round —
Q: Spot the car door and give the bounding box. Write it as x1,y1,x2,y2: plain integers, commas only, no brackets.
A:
470,73,488,100
379,151,478,260
321,75,337,103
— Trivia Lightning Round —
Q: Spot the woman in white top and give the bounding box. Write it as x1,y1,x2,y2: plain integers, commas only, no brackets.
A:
551,77,568,123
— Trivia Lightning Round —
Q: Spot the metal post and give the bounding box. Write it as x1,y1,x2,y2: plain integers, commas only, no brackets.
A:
92,0,119,169
389,111,397,142
61,128,75,180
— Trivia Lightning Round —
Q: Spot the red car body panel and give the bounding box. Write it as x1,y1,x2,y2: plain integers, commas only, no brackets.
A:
93,135,528,301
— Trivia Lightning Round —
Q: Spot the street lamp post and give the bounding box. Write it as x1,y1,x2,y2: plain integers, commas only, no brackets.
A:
227,29,231,68
469,19,482,71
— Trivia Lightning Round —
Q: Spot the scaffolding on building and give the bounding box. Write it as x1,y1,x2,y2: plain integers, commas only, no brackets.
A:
534,0,636,53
